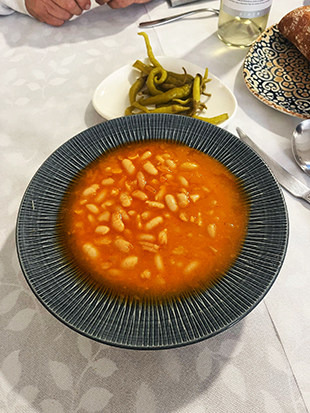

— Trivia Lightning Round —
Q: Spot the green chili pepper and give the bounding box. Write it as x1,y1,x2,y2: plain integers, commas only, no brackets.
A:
167,69,193,85
126,34,229,126
129,76,146,105
186,73,201,116
133,101,189,114
201,68,211,94
192,74,201,105
146,67,167,96
133,60,153,75
202,68,209,84
193,113,229,125
159,83,177,91
172,98,192,105
138,32,162,68
138,83,192,106
125,106,135,116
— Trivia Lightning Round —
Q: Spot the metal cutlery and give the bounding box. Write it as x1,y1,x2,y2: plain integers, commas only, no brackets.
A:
139,7,219,28
236,127,310,205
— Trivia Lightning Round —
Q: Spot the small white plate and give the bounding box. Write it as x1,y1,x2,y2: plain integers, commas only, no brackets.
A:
92,56,237,128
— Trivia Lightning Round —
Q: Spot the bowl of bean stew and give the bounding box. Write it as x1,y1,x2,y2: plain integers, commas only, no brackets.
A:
16,114,288,349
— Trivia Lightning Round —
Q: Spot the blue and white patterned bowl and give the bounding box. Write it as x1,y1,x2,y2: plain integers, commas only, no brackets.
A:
16,114,289,349
243,24,310,119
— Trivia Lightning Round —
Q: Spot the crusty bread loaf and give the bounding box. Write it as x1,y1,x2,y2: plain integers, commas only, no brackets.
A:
278,6,310,61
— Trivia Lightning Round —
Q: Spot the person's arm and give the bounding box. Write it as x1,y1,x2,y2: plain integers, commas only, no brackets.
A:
0,0,30,15
96,0,150,9
0,0,91,26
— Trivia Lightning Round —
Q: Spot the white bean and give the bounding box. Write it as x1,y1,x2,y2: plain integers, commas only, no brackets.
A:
83,243,98,259
154,254,164,272
172,245,186,255
141,269,151,279
95,225,110,235
98,211,110,222
146,201,165,209
165,159,176,169
207,223,216,238
121,256,138,269
140,151,152,161
125,180,137,192
95,189,107,203
132,190,148,201
190,194,200,203
145,185,156,194
103,200,115,207
94,237,112,245
165,194,178,212
88,214,95,224
155,154,165,164
141,211,151,220
180,162,198,171
178,176,189,187
116,207,130,221
183,261,200,275
139,241,160,253
101,178,115,185
138,234,156,242
158,228,168,245
120,192,132,207
137,171,146,189
86,204,100,214
114,238,133,253
122,158,136,175
83,184,99,197
108,269,122,276
155,186,166,201
176,193,188,208
143,161,158,175
111,212,125,232
111,167,123,174
179,212,189,222
145,216,164,230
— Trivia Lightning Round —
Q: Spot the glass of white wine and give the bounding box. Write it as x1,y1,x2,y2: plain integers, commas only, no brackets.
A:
217,0,272,47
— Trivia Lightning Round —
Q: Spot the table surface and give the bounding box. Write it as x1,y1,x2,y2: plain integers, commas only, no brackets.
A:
1,1,310,412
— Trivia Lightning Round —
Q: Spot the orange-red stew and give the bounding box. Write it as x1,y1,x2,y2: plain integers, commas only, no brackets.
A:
59,141,249,298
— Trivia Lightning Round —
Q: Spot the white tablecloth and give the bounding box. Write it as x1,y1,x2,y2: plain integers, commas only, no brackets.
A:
1,0,310,412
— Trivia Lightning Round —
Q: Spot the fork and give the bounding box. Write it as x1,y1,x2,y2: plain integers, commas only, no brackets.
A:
139,8,219,28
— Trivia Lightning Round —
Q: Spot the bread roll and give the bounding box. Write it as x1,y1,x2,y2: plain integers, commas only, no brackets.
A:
278,6,310,61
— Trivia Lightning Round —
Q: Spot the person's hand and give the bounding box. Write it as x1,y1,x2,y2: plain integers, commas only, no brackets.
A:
96,0,150,9
25,0,91,26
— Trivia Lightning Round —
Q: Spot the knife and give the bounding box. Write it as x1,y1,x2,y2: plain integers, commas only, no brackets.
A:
236,127,310,205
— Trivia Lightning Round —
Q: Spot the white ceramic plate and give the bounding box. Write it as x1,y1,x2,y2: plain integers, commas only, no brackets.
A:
92,56,237,128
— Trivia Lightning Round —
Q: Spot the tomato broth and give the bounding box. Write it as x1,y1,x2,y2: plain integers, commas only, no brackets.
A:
59,141,249,299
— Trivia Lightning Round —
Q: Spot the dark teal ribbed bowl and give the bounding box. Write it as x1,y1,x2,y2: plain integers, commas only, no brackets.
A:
16,114,288,349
